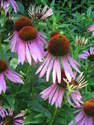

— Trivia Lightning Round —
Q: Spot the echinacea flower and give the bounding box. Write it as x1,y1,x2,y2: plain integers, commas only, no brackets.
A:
68,99,94,125
40,69,86,108
79,47,94,61
36,32,80,83
0,0,18,15
88,24,94,35
76,35,88,46
0,59,23,94
0,107,24,125
10,16,46,65
28,5,53,20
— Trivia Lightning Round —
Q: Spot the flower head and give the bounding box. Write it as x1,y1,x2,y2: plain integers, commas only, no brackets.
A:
68,99,94,125
88,24,94,36
0,107,24,125
0,0,18,15
76,35,88,46
28,5,53,20
36,32,80,83
10,16,46,65
79,47,94,61
0,59,23,94
40,69,86,108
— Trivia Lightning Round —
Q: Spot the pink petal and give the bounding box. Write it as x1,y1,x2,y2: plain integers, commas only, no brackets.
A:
18,40,25,65
5,69,24,84
46,58,54,82
0,74,6,93
88,24,94,32
56,58,61,83
26,43,31,65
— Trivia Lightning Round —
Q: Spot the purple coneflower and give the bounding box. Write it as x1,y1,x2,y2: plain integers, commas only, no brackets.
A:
0,0,18,15
10,16,46,65
40,69,86,108
0,59,23,94
79,47,94,61
28,5,53,20
69,99,94,125
88,24,94,35
76,35,88,46
0,107,24,125
36,32,80,83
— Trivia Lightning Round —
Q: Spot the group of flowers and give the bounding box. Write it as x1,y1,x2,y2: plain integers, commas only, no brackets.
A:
0,0,94,125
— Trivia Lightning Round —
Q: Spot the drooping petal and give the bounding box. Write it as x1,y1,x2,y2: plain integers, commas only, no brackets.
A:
0,74,6,94
56,88,64,108
62,57,73,81
18,40,25,65
68,56,80,73
79,54,88,59
52,59,57,83
26,43,31,65
10,0,18,13
5,69,24,84
46,58,54,82
55,58,61,83
68,111,85,125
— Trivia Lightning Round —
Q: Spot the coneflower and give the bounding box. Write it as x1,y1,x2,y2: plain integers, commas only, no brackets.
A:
36,32,80,83
0,0,18,15
40,69,86,108
76,35,88,46
69,99,94,125
79,47,94,61
28,5,53,20
10,16,46,65
0,59,23,94
0,107,24,125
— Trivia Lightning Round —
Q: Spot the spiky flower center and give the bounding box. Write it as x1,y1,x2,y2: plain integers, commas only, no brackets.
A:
34,13,43,19
18,26,38,41
83,99,94,116
48,34,70,56
14,17,32,31
88,55,94,61
3,116,13,125
57,69,79,89
0,60,8,73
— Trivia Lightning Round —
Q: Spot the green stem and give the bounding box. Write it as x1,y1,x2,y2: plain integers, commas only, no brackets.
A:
30,66,34,97
49,108,57,125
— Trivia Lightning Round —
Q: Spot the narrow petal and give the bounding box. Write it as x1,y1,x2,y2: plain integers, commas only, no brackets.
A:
10,0,18,13
56,88,64,108
51,88,59,105
26,43,31,65
46,58,54,82
18,40,25,65
39,55,51,78
52,59,57,83
68,56,80,73
5,69,24,84
0,74,6,93
62,57,73,81
79,54,88,59
68,111,85,125
56,58,61,83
